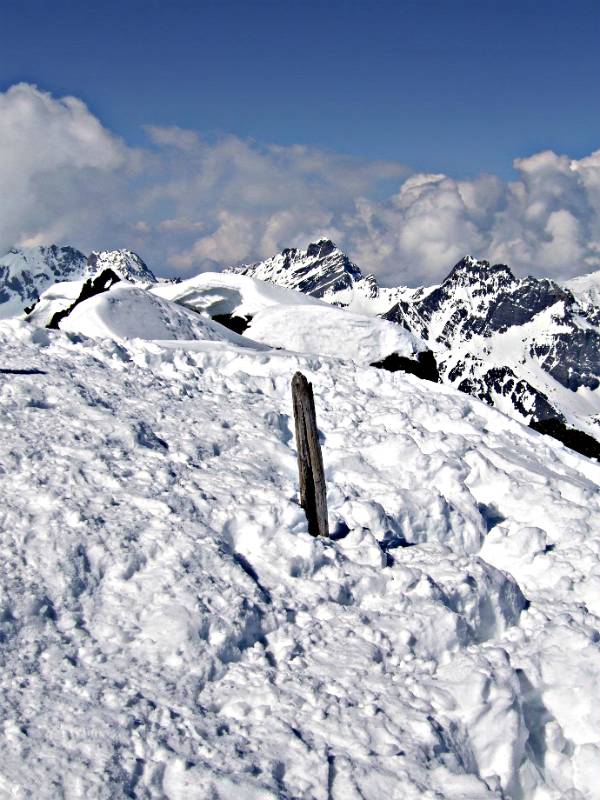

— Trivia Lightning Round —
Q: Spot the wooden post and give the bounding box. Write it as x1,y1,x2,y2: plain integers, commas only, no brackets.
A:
291,372,329,537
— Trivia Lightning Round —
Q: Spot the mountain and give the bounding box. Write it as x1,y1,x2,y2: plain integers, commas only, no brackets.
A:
86,249,157,284
228,243,600,455
0,245,89,319
230,238,407,313
565,268,600,320
0,245,157,319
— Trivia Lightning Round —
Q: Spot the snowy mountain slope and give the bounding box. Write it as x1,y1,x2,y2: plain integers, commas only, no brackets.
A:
235,242,600,450
565,269,600,316
0,246,157,320
1,318,600,798
390,258,600,440
227,238,427,315
229,238,410,313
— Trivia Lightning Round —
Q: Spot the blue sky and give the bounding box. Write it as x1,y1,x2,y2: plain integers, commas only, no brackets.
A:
0,0,599,283
2,0,598,178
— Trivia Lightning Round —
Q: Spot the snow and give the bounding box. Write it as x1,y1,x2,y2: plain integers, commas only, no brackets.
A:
1,301,600,797
153,271,422,364
151,270,323,317
22,279,85,326
57,282,263,348
565,269,600,310
246,303,422,364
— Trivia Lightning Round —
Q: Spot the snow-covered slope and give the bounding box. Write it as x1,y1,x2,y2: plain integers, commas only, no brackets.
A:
153,271,423,365
383,257,600,439
58,282,262,348
234,242,600,446
565,269,600,315
1,316,600,798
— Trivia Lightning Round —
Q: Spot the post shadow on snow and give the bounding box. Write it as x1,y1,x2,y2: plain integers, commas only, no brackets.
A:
0,368,46,375
516,668,559,772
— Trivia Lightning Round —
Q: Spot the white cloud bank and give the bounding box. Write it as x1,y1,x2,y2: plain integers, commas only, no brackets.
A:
1,83,599,286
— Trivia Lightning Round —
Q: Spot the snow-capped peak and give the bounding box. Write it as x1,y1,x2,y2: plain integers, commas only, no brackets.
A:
87,249,157,283
228,239,364,301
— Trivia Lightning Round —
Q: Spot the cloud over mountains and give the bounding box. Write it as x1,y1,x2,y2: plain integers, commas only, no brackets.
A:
2,83,599,285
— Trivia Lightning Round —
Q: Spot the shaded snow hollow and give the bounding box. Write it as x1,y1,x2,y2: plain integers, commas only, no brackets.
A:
0,305,600,798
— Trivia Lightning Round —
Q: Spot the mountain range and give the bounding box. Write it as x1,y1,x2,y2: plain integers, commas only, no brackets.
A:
232,241,600,456
2,238,600,458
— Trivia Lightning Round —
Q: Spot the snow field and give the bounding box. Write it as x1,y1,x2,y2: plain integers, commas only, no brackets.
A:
0,319,600,798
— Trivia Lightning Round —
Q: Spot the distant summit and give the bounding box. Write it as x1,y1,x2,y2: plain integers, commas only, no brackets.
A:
87,250,157,284
228,239,364,300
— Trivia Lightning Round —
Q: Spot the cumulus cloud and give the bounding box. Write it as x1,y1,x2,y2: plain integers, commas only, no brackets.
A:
0,83,136,253
1,83,599,286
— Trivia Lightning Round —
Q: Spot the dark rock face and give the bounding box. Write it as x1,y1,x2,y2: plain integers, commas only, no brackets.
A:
531,328,600,392
211,313,252,335
530,418,600,461
449,362,560,421
412,258,576,345
371,351,440,383
47,269,121,329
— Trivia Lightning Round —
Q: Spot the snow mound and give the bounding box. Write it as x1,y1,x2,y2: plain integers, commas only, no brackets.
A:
152,270,322,318
246,303,423,364
23,279,87,327
58,283,261,346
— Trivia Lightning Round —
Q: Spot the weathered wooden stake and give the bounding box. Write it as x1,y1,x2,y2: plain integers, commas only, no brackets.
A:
291,371,329,537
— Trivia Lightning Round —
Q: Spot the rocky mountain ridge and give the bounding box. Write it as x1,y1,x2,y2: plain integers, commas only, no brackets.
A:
2,237,599,456
228,242,600,453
